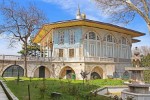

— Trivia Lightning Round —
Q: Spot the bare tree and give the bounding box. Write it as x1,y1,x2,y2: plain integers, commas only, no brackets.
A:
93,0,150,32
139,46,150,56
0,1,47,77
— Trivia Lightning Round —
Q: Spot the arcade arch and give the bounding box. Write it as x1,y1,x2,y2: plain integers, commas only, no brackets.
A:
2,65,24,77
59,66,75,79
34,66,50,78
90,66,103,79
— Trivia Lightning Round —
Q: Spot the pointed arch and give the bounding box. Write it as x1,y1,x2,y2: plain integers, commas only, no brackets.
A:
59,66,75,79
34,66,50,78
90,66,103,79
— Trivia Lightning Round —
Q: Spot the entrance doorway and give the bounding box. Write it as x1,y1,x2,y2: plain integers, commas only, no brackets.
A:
66,70,72,79
39,66,45,78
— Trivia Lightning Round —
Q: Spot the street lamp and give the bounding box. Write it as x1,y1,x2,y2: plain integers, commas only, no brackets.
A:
17,65,20,84
49,41,54,77
49,41,53,62
14,60,20,84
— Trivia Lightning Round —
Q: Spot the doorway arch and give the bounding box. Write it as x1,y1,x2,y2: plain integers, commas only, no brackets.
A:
34,66,50,78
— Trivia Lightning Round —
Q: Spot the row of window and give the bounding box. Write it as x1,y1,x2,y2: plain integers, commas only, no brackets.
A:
84,32,130,58
58,31,129,45
86,32,129,44
84,42,130,58
58,30,75,45
57,45,130,59
59,49,74,58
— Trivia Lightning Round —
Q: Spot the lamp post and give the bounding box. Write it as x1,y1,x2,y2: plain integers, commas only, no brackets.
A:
49,41,53,62
49,41,54,77
14,60,19,84
17,65,20,84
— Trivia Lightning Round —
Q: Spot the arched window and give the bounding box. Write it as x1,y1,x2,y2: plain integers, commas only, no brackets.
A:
119,36,130,59
103,34,116,58
105,34,116,43
89,32,96,40
84,32,100,40
97,36,100,40
122,37,127,44
107,35,112,42
84,32,101,57
2,65,24,77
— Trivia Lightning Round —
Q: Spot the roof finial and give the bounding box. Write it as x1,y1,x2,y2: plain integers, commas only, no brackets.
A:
76,4,82,19
76,4,86,20
77,4,81,16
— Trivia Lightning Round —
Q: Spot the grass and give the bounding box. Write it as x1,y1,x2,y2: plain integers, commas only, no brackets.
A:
3,77,124,100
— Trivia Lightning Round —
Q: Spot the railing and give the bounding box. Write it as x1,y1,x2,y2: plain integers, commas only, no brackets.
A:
84,57,114,62
0,55,22,61
0,55,116,62
119,58,131,62
0,55,130,63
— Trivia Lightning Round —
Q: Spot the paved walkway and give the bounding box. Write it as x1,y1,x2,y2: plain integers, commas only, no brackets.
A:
0,85,8,100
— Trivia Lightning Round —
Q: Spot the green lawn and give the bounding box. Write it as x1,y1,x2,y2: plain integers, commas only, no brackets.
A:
3,77,124,100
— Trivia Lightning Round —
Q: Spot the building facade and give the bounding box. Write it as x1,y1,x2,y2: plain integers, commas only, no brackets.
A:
32,14,144,79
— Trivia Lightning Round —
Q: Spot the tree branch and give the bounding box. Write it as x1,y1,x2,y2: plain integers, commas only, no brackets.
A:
141,0,149,17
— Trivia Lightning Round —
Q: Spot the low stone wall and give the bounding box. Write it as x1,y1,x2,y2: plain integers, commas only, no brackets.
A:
0,80,18,100
121,89,150,100
91,87,108,95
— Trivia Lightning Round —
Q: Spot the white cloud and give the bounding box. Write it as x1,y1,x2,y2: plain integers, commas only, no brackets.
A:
42,0,107,21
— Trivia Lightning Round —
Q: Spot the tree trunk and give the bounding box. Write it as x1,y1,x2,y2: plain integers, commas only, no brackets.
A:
24,39,28,77
148,23,150,33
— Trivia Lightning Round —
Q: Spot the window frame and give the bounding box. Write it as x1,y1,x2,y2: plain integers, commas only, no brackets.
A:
69,30,75,44
58,31,64,44
69,49,74,58
59,49,63,57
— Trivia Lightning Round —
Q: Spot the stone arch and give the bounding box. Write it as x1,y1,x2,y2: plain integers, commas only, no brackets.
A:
34,66,50,78
90,66,103,79
2,65,24,77
59,66,75,79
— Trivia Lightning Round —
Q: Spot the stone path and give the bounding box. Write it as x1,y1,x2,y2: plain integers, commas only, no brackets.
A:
0,85,8,100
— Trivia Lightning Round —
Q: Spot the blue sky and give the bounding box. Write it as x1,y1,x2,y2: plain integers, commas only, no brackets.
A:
0,0,150,55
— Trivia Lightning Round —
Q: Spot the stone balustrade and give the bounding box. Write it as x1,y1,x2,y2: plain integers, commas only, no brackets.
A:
0,55,130,63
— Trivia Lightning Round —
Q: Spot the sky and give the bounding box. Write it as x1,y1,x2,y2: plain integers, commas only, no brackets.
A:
0,0,150,55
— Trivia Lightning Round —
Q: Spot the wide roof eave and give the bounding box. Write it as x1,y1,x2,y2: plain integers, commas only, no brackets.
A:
33,19,145,43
